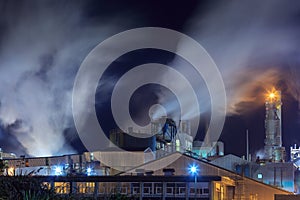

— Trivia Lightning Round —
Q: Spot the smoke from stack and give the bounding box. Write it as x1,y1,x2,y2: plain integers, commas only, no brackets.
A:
161,0,300,118
0,1,127,156
0,0,299,156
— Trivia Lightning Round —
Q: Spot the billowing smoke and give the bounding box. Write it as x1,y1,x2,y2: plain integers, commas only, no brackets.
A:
183,0,300,115
0,1,125,156
146,1,300,142
1,0,299,156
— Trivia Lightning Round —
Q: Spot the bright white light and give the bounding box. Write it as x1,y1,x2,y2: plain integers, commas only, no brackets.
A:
257,173,263,179
190,166,197,173
87,167,92,174
189,164,199,175
55,166,63,175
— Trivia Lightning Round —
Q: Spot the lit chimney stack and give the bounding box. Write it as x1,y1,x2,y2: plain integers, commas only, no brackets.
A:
264,88,285,162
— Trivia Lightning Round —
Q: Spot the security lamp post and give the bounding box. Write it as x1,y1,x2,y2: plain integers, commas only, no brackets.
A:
189,165,198,183
189,164,199,199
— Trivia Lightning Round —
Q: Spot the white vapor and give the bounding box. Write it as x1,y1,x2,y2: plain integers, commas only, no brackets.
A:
0,1,123,156
163,0,300,120
1,0,300,156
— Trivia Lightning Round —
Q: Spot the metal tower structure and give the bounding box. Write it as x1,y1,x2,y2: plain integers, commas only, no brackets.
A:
264,89,285,162
152,117,177,146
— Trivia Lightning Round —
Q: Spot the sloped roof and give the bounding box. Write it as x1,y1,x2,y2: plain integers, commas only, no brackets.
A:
210,154,249,171
120,152,292,195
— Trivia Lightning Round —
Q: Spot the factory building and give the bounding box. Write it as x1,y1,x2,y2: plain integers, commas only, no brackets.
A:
110,117,193,155
289,144,300,193
4,153,108,176
290,144,300,167
3,117,193,176
0,147,16,159
1,88,298,198
151,117,193,155
1,152,293,199
192,141,224,159
109,128,156,151
210,154,296,192
3,175,223,199
208,89,295,193
122,152,292,199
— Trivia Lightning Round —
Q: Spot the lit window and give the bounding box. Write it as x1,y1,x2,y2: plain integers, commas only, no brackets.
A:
257,173,263,179
176,139,180,151
54,182,70,194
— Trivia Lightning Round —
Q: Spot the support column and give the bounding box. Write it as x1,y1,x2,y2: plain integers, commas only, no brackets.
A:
70,182,77,195
162,182,166,200
93,182,99,200
185,182,189,200
50,180,54,191
139,182,143,200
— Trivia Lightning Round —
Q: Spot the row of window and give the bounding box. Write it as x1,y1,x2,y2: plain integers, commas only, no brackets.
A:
51,182,210,196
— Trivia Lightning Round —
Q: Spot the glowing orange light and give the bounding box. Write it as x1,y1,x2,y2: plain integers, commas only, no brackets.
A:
266,88,280,102
269,92,275,99
8,167,14,176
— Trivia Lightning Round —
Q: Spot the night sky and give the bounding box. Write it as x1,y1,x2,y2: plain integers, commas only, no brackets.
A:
0,0,300,160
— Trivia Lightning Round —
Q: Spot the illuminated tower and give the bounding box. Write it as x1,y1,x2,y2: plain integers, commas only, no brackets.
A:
264,89,285,162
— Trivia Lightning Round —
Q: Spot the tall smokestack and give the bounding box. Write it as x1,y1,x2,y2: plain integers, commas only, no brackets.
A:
264,89,285,162
246,129,249,161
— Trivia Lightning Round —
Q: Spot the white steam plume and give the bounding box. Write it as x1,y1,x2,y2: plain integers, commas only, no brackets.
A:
0,1,123,156
161,0,300,120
